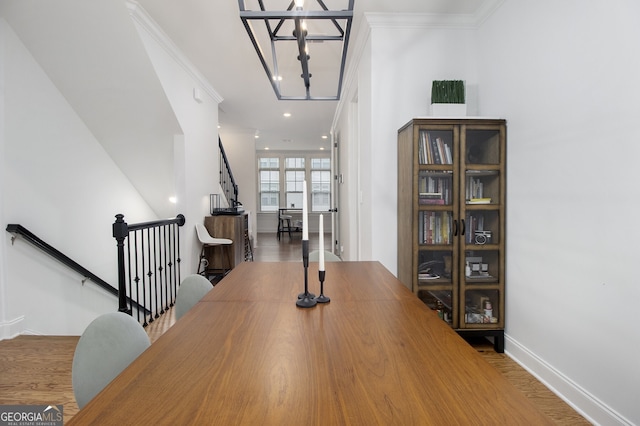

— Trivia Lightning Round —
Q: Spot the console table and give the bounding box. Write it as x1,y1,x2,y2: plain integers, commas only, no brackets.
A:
204,213,248,271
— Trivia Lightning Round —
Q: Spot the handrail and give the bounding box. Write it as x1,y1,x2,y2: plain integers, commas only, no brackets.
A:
127,215,186,232
5,224,147,313
219,137,240,206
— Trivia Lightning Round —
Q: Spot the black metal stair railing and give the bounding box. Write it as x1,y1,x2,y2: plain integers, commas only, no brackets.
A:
112,214,185,326
5,223,147,315
219,137,240,207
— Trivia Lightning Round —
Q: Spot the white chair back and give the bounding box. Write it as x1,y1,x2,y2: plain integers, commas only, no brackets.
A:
175,274,213,320
72,312,150,409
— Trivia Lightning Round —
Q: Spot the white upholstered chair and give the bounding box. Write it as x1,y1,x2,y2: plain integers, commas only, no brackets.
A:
174,274,213,320
72,312,150,409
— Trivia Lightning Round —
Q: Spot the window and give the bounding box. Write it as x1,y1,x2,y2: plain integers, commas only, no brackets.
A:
311,158,331,212
285,157,305,208
258,157,279,212
257,154,331,212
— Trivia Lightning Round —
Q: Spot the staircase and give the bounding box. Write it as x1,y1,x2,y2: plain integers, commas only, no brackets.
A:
218,137,240,208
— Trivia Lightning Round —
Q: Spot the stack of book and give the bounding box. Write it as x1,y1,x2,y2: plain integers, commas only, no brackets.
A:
467,198,491,204
466,176,492,204
418,131,453,165
419,192,445,205
418,173,451,204
419,211,452,245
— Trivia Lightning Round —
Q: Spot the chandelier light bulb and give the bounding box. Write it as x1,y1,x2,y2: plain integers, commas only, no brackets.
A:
294,0,304,8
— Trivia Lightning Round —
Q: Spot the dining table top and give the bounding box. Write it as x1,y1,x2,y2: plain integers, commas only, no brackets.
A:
68,261,552,425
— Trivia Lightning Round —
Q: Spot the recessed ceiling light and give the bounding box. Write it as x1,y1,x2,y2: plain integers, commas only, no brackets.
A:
272,75,283,81
322,135,328,139
169,196,177,204
283,113,291,117
320,147,325,151
255,135,260,139
265,147,270,150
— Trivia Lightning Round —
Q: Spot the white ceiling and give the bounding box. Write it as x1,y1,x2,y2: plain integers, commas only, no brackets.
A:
0,0,493,215
136,0,491,151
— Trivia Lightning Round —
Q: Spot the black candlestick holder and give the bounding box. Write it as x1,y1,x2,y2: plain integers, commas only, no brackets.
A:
314,270,330,303
296,240,317,308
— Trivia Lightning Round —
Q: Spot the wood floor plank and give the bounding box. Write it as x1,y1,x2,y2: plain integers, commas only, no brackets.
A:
0,336,79,418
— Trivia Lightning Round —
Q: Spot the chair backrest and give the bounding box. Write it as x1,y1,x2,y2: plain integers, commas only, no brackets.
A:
195,223,213,244
174,274,213,320
309,250,342,262
72,312,150,409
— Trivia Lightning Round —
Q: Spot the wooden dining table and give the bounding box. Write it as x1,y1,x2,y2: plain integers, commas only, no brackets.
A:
68,261,552,425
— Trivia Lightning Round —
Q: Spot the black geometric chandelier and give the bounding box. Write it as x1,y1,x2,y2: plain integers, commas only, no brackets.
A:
238,0,354,101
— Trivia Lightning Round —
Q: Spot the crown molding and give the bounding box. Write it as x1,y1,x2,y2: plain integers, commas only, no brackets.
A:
364,0,504,29
126,1,223,104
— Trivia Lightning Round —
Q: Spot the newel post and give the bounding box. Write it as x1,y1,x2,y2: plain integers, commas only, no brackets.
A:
113,214,130,314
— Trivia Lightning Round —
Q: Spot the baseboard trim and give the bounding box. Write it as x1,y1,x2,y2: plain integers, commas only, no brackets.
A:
0,316,25,340
505,334,632,426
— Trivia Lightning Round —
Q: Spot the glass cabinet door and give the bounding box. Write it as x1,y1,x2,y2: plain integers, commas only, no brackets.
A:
463,127,503,204
458,125,505,329
415,127,459,327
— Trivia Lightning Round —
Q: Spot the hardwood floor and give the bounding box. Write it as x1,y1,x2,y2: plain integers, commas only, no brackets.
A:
0,232,590,424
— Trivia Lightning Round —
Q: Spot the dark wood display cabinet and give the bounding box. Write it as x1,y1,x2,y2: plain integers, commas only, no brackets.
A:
397,118,506,352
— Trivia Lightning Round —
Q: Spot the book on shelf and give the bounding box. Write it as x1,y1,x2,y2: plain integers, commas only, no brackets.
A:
419,132,452,165
418,175,451,204
418,273,440,280
467,198,492,204
419,211,452,244
419,199,445,205
466,177,484,200
430,136,442,164
466,274,494,280
419,192,445,205
465,212,486,244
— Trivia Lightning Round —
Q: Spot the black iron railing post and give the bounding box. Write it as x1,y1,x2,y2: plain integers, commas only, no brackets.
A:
112,214,130,314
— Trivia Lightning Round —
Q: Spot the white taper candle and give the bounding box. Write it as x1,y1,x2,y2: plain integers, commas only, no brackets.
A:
319,214,325,271
302,180,308,240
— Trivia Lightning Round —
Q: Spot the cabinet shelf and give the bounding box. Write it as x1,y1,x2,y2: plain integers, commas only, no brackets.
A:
398,118,506,352
417,279,453,286
464,277,500,285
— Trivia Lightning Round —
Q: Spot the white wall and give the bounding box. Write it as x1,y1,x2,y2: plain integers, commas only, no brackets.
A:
130,4,223,276
336,5,640,423
333,23,371,262
372,24,477,274
336,15,477,271
0,19,158,337
217,129,258,244
0,18,8,338
477,1,640,424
